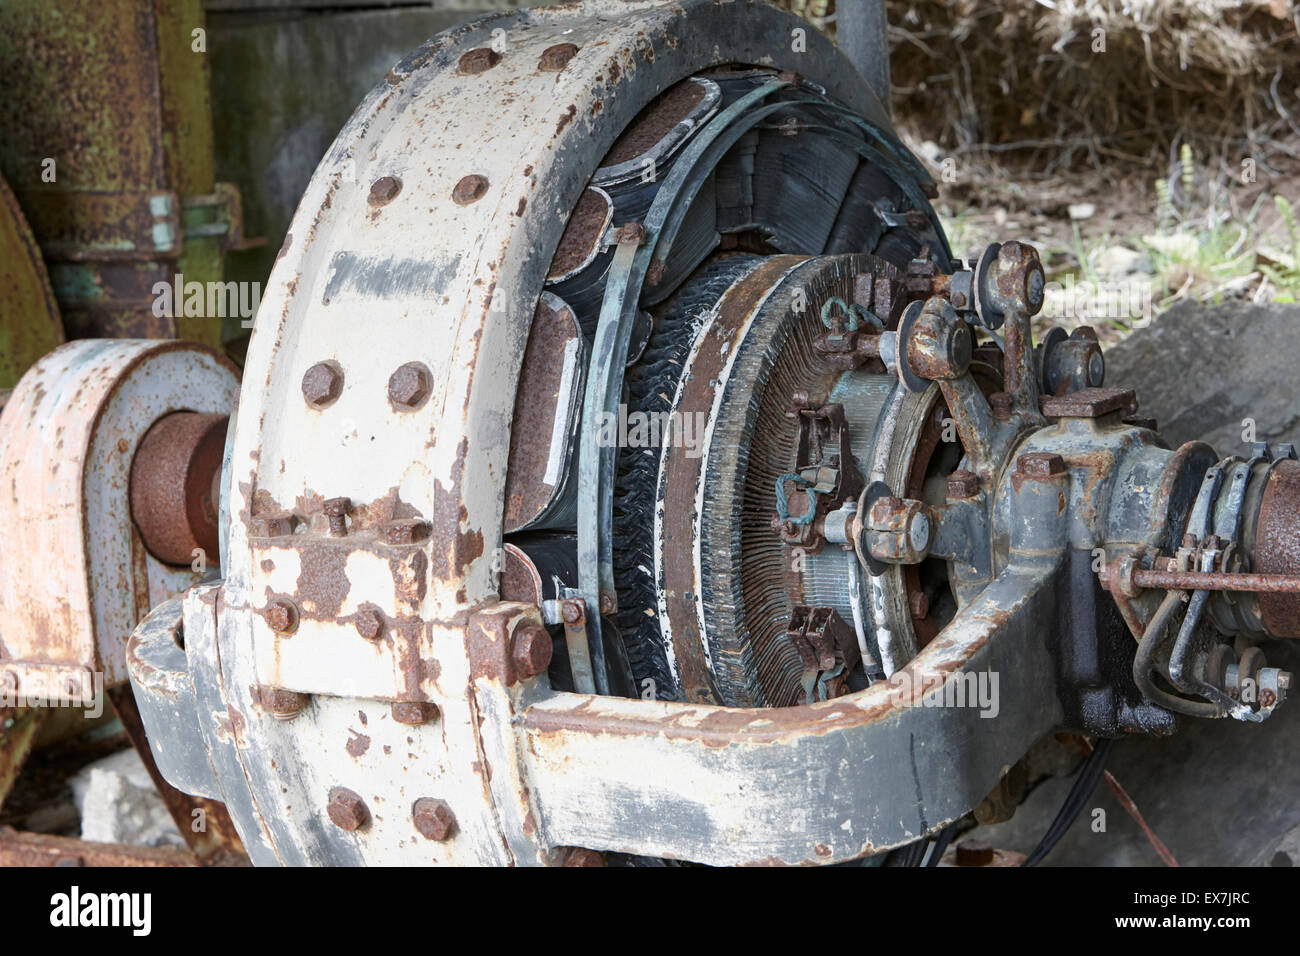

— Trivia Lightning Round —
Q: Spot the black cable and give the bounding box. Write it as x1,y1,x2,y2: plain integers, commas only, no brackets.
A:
1021,737,1115,867
924,822,957,867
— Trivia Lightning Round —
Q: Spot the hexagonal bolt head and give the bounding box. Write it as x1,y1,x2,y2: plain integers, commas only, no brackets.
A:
391,701,440,726
988,391,1013,421
327,788,369,831
538,42,578,72
511,623,553,680
561,600,584,625
381,518,429,545
451,174,490,206
251,510,297,537
458,47,501,74
258,686,309,720
324,496,352,536
354,608,384,641
302,362,343,408
1017,453,1067,479
909,591,931,620
947,469,980,499
388,362,431,409
367,175,401,206
412,798,456,841
562,847,605,867
266,599,299,634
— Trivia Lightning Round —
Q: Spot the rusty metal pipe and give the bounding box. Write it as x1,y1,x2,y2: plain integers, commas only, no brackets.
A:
1130,569,1300,593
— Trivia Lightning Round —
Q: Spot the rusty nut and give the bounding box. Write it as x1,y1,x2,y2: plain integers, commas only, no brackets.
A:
511,623,553,680
391,701,439,726
1017,452,1067,479
257,686,309,720
266,599,299,634
354,608,384,640
458,47,500,74
451,174,489,206
326,788,369,831
562,847,605,867
538,42,578,72
413,798,456,841
302,361,343,408
947,469,980,500
388,362,431,409
368,175,401,206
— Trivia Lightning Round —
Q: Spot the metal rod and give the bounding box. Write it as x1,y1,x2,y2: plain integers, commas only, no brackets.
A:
1131,569,1300,593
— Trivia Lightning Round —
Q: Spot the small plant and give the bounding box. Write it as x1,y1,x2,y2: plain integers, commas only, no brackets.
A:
1259,196,1300,303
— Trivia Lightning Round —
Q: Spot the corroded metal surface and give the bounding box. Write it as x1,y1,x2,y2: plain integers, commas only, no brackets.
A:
0,826,198,867
1255,459,1300,637
0,171,64,389
129,412,228,567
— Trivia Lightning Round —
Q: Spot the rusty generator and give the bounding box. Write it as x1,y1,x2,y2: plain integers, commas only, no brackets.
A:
1,0,1298,867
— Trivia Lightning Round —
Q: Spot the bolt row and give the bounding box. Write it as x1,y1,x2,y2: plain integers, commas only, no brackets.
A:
301,361,432,411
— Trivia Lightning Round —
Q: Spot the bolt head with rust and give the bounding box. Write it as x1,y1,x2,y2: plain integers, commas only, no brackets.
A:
562,847,605,867
452,174,490,206
327,788,369,831
266,599,299,634
258,686,309,720
381,518,429,545
561,599,584,625
512,623,553,679
538,42,578,72
458,47,500,74
388,362,431,409
1017,453,1067,479
354,608,384,641
391,700,439,726
947,469,980,499
988,391,1013,421
368,176,401,206
324,496,352,518
412,798,456,841
251,510,297,537
302,362,343,408
909,591,931,620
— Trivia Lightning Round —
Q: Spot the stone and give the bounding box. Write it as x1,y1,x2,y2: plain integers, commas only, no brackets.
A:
70,747,185,849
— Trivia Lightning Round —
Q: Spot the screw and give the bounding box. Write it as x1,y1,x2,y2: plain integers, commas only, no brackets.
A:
512,623,553,679
1017,453,1067,478
257,685,309,720
561,599,584,625
266,599,299,634
368,176,401,206
947,469,980,499
988,391,1013,421
354,608,384,641
388,363,431,409
562,847,605,867
302,362,343,408
909,591,930,620
452,174,489,205
381,518,429,545
412,798,456,841
327,788,369,831
538,42,578,71
458,47,500,74
391,701,439,726
324,496,351,536
955,841,994,866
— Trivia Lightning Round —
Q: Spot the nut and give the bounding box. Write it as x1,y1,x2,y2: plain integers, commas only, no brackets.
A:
257,686,308,720
511,623,553,679
947,469,980,499
412,798,456,841
615,222,647,245
266,599,299,634
327,788,369,831
561,599,584,625
562,847,605,867
1017,453,1067,479
538,42,578,71
988,391,1013,421
367,176,401,206
381,518,429,545
458,47,501,74
391,701,439,726
388,362,431,409
954,841,994,866
302,362,343,408
354,608,384,641
452,174,489,205
251,510,296,537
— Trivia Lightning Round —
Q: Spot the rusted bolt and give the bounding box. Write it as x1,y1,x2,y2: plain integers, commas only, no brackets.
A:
947,469,980,499
251,510,296,537
561,599,584,625
538,42,578,71
324,496,351,536
1017,453,1067,479
381,518,429,545
598,592,617,616
302,361,343,409
615,221,647,245
391,701,439,726
266,599,299,634
452,174,489,205
413,798,456,841
562,847,605,867
367,176,401,206
458,47,501,74
512,623,553,679
909,591,930,620
1278,671,1293,692
327,788,369,831
388,362,431,409
954,841,994,866
988,391,1013,421
354,608,384,641
257,685,309,720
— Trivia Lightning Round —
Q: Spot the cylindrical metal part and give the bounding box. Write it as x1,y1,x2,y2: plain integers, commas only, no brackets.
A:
1251,459,1300,637
129,412,228,567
